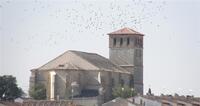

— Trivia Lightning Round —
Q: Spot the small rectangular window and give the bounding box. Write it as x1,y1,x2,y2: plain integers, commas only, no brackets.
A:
59,64,64,67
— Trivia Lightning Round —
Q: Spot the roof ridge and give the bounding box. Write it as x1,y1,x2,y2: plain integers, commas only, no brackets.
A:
69,50,98,55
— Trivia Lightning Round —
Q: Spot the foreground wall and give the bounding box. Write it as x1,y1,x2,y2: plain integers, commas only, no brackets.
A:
22,97,103,106
29,69,131,102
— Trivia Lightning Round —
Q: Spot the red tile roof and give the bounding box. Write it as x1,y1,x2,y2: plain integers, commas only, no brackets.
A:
108,27,144,36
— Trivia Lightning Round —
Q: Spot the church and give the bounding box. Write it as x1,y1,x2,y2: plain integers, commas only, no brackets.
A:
29,27,144,103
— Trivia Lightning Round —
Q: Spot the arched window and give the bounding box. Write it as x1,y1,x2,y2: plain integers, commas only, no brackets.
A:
113,38,116,46
101,77,106,87
130,75,134,87
120,79,124,86
120,38,123,46
127,38,130,46
65,75,69,88
111,78,115,87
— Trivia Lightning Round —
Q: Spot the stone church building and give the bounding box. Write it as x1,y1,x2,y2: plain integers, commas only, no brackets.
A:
29,27,144,103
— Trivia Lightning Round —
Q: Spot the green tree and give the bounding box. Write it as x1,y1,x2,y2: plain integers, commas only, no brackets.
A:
29,83,46,100
0,75,23,101
112,85,136,99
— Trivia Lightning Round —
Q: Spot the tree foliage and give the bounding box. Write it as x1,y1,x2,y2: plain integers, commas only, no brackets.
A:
29,83,46,100
0,75,23,101
112,85,136,99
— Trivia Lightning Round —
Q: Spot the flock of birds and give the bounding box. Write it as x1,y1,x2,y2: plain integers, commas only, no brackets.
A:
0,0,167,52
1,0,200,95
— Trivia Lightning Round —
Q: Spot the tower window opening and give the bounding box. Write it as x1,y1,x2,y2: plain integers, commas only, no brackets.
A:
138,39,141,47
120,38,123,46
140,39,143,47
113,38,116,46
127,38,130,46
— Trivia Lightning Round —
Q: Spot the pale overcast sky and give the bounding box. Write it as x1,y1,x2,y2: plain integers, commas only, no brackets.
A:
0,0,200,96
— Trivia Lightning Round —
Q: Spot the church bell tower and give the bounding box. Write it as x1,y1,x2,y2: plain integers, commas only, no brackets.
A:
108,27,144,94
